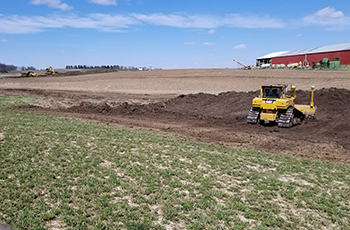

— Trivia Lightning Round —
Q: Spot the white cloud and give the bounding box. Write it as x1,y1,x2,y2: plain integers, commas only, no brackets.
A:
132,13,219,28
315,6,344,19
233,44,246,49
203,42,214,46
90,0,117,6
297,34,302,37
1,39,8,42
0,12,285,34
132,13,284,29
302,7,350,28
31,0,72,11
0,14,137,34
184,42,196,45
223,14,284,28
9,7,350,34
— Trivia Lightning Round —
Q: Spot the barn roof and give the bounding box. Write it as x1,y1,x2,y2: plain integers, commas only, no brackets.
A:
257,51,289,59
257,43,350,60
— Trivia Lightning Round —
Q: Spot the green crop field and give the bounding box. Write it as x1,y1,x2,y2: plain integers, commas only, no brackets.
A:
0,95,349,230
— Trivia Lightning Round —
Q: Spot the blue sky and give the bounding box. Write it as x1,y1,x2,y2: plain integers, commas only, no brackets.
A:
0,0,349,69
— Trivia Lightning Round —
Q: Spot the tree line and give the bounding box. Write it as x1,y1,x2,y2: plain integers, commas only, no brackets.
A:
65,65,142,71
0,62,150,73
0,63,36,73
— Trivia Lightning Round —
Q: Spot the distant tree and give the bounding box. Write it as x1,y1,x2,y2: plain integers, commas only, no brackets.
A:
0,63,21,73
0,63,8,73
0,63,36,73
63,63,141,71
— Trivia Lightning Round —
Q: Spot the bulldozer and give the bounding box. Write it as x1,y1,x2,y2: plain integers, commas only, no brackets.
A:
247,84,316,128
21,71,37,77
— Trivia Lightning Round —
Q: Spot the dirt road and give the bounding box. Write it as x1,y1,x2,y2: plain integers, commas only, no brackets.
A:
1,69,350,163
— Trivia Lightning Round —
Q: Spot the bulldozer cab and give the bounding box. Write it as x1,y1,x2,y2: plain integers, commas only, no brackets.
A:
261,85,287,99
263,86,282,98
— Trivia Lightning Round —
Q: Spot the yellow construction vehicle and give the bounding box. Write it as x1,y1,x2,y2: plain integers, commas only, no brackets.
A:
46,66,55,75
247,84,316,128
21,71,37,77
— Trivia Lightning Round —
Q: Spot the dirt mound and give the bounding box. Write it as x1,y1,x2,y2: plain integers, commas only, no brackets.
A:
62,88,350,132
55,69,118,77
8,88,350,164
3,69,118,79
61,91,258,124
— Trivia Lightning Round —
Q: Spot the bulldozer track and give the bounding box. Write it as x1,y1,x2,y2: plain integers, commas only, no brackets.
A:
278,107,294,128
247,107,260,124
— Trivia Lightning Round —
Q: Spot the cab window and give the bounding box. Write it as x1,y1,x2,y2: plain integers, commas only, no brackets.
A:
263,87,281,98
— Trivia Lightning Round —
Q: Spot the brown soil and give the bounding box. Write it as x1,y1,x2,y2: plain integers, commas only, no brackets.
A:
1,69,350,164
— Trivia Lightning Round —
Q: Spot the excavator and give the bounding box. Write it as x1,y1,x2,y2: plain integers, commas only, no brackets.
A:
46,66,55,75
247,84,316,128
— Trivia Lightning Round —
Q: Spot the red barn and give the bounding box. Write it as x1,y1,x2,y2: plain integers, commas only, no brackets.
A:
256,43,350,68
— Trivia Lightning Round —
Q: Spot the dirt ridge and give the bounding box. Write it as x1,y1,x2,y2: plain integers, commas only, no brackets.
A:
7,87,350,164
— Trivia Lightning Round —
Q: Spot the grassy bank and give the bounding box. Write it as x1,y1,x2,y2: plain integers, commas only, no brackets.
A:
0,95,349,230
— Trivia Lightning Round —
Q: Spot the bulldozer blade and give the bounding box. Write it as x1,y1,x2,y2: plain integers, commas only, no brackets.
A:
294,104,316,118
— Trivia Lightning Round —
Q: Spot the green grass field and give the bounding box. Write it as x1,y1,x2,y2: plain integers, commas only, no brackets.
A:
0,95,349,230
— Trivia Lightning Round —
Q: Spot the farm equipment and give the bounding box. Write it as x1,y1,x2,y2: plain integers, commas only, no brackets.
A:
46,66,55,75
21,71,37,77
312,57,341,69
233,59,251,70
247,84,316,128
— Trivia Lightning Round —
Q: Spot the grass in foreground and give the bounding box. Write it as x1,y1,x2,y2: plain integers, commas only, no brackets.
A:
0,95,349,230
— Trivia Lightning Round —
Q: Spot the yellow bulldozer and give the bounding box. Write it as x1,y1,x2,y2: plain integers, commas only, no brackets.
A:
21,71,37,77
247,84,316,128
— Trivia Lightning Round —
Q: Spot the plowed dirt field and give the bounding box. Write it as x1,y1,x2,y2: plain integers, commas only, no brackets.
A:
1,69,350,163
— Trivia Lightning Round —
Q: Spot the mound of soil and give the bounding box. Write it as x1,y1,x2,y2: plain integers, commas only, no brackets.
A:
3,69,118,79
7,87,350,164
55,69,119,77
